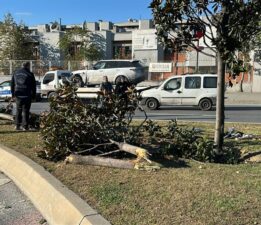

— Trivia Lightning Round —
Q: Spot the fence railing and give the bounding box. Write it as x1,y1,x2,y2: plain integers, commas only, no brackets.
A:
0,60,88,78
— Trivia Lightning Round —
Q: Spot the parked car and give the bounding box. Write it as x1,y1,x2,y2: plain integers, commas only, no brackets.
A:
41,70,72,99
71,60,145,86
0,80,12,101
0,80,41,102
140,74,218,111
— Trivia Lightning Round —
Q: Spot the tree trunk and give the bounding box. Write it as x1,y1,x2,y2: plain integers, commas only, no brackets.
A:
214,52,226,153
0,113,14,121
109,140,151,163
65,155,135,169
239,72,245,92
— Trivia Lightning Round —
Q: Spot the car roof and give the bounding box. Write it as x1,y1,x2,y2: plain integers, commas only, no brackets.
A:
168,74,217,78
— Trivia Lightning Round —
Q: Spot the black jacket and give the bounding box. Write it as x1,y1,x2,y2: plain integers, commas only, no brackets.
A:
11,68,36,98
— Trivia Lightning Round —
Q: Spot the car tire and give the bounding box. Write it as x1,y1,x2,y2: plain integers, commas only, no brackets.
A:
71,74,84,87
199,98,212,111
48,92,58,100
115,75,128,85
146,98,159,110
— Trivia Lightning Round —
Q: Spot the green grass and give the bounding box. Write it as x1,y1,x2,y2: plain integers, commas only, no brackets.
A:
0,120,260,225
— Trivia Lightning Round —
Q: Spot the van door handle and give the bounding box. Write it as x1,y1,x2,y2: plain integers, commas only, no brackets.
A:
177,90,182,94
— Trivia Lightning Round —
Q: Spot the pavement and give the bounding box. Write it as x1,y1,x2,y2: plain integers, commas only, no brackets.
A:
0,172,48,225
0,145,111,225
225,92,261,105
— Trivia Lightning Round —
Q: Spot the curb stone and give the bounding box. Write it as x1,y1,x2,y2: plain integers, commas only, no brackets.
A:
0,144,111,225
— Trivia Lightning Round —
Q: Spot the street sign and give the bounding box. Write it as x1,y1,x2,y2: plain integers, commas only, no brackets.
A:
149,63,173,73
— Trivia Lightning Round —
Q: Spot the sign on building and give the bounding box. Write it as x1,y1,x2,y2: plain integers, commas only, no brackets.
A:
132,30,158,50
149,63,173,73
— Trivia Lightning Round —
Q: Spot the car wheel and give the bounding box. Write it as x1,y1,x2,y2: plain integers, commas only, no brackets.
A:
146,98,159,110
115,75,128,85
71,74,84,87
48,92,58,100
199,98,212,111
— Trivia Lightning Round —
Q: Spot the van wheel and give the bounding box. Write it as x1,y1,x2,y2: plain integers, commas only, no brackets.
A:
146,98,159,110
115,75,128,85
48,92,58,100
199,98,212,111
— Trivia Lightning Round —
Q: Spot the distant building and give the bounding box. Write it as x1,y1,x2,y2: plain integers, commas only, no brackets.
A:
24,19,165,66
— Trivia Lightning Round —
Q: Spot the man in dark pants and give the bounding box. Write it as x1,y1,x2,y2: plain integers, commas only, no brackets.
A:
11,62,36,131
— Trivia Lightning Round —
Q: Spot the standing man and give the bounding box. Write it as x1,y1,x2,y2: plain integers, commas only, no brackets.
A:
100,76,113,96
11,62,36,131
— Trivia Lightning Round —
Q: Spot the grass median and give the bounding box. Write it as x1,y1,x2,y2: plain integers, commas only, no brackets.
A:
0,120,260,225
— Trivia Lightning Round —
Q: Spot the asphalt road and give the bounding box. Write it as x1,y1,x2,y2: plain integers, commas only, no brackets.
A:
12,102,260,124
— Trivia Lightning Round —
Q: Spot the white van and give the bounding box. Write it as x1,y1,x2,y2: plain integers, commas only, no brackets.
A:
140,74,217,111
41,70,71,99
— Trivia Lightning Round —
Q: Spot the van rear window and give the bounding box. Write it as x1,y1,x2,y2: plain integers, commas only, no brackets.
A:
204,77,217,88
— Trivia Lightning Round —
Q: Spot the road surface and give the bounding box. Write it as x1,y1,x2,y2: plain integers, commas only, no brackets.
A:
23,102,261,124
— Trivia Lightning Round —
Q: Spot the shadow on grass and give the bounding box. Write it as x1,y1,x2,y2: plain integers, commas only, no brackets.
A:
153,158,190,168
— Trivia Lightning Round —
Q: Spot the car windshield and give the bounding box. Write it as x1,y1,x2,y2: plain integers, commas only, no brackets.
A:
0,81,11,87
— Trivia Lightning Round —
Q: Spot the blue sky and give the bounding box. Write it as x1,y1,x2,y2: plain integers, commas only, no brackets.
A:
0,0,152,26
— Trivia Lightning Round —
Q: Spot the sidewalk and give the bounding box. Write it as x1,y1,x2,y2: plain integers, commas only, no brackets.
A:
0,172,48,225
225,92,261,105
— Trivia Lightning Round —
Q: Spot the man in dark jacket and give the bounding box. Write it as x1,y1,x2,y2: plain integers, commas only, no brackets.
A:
11,62,36,130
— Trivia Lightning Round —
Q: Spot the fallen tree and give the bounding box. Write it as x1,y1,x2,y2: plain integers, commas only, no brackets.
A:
39,84,247,166
0,113,14,121
65,155,135,169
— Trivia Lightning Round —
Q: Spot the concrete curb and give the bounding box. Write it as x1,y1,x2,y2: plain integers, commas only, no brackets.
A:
0,144,111,225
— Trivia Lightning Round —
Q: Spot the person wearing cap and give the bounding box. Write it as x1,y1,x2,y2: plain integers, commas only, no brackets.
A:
11,62,36,131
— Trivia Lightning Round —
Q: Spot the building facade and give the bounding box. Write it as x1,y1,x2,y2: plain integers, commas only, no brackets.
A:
25,19,165,67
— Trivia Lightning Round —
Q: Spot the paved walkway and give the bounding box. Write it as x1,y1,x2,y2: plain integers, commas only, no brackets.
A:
0,172,48,225
225,92,261,105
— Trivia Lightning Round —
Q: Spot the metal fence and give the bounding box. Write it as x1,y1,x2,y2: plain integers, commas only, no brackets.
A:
0,60,87,78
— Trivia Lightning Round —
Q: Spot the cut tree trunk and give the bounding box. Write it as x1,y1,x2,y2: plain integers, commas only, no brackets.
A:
214,52,226,153
65,155,134,169
109,140,151,163
0,113,14,121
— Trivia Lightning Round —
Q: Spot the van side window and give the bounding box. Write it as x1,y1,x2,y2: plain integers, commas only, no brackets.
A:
204,77,217,88
164,78,182,90
185,77,201,89
43,73,54,84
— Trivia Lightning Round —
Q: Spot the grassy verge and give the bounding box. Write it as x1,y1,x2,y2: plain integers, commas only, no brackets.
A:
0,120,260,225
